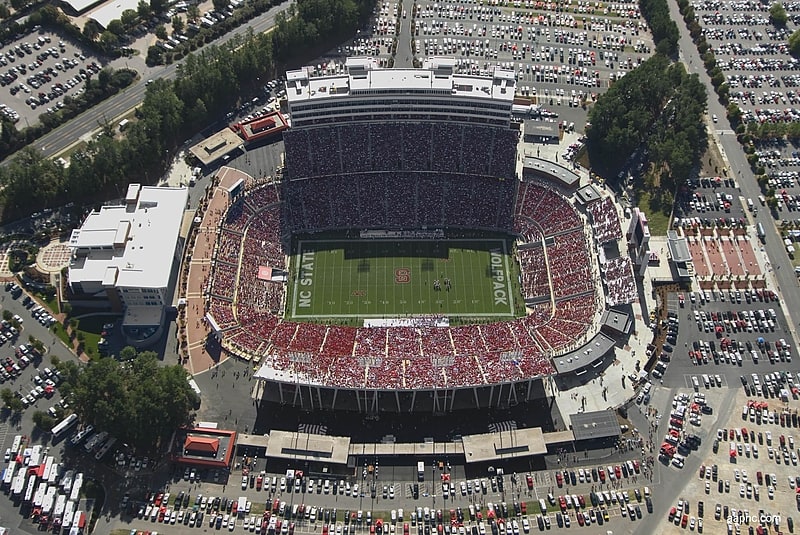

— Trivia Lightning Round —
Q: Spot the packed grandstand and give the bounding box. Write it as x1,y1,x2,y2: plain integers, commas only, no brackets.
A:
200,59,622,411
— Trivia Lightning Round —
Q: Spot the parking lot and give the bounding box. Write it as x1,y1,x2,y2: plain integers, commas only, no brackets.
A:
0,28,101,127
692,0,800,127
657,383,800,535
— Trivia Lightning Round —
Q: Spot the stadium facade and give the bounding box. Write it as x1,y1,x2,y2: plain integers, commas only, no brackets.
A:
210,58,607,413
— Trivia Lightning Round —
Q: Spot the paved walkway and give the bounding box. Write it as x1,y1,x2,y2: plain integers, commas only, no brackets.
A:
182,167,253,375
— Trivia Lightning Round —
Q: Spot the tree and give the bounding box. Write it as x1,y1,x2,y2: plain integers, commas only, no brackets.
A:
0,389,22,413
2,311,11,322
32,410,56,432
770,2,788,26
155,24,168,40
119,346,137,361
107,19,125,36
83,20,102,40
186,4,200,21
137,0,152,18
790,30,800,58
150,0,166,14
121,8,138,29
171,15,185,34
212,0,228,12
64,354,198,451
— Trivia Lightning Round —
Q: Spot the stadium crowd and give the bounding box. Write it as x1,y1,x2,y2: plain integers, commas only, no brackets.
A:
284,173,516,232
283,123,518,181
586,197,623,245
196,119,610,389
603,256,637,306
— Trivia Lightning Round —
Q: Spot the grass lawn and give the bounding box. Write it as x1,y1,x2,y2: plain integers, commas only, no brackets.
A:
73,314,118,358
635,188,672,236
285,238,524,324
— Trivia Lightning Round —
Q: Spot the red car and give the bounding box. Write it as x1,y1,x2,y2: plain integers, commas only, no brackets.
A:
526,474,533,490
681,514,688,528
577,495,585,508
614,466,622,479
403,524,409,535
256,476,263,491
668,507,676,522
559,496,567,512
598,468,606,483
576,513,584,526
632,460,640,473
699,465,706,478
555,472,563,487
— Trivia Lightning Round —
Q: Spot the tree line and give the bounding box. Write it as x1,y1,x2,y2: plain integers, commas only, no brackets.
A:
639,0,679,56
0,0,373,222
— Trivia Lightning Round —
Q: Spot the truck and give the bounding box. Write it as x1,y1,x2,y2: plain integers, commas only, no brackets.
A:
417,462,425,482
757,222,766,242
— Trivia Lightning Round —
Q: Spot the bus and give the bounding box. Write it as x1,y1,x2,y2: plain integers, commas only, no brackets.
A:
51,414,78,440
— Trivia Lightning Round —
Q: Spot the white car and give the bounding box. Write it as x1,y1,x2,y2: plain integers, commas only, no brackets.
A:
242,475,248,490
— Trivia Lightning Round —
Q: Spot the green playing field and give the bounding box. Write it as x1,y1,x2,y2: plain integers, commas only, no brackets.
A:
285,239,523,323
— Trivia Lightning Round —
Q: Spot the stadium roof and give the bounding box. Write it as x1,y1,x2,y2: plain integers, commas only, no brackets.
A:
285,56,516,104
570,410,621,441
173,427,236,468
575,184,602,206
89,0,139,28
460,427,547,463
601,309,632,335
552,332,616,375
522,157,581,189
667,230,692,263
266,430,351,465
233,111,290,143
189,128,243,166
523,119,559,138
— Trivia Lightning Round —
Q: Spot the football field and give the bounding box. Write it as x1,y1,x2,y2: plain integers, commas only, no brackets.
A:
286,239,523,322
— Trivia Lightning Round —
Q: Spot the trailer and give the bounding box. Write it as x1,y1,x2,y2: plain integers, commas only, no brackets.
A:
62,500,75,528
60,469,73,492
52,493,66,519
69,473,82,502
11,469,26,497
41,456,54,481
32,481,47,508
28,445,42,468
41,486,56,515
23,474,37,503
2,460,15,488
10,435,22,457
48,463,59,485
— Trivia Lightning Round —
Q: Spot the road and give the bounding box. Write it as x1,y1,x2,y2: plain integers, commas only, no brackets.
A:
0,0,293,165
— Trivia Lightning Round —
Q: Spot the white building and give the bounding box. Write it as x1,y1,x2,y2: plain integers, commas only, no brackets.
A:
285,57,516,128
67,184,188,344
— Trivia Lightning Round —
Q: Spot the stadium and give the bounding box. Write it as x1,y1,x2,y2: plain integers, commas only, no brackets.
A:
203,57,627,413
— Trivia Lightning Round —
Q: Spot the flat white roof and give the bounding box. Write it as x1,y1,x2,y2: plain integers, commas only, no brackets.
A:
69,184,188,290
286,56,515,104
88,0,139,28
62,0,104,13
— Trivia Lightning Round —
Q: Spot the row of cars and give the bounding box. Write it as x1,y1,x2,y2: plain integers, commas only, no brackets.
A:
554,460,642,488
741,370,799,399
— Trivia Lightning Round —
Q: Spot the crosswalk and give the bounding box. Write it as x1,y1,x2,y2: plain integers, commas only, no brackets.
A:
298,424,328,435
488,421,518,433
